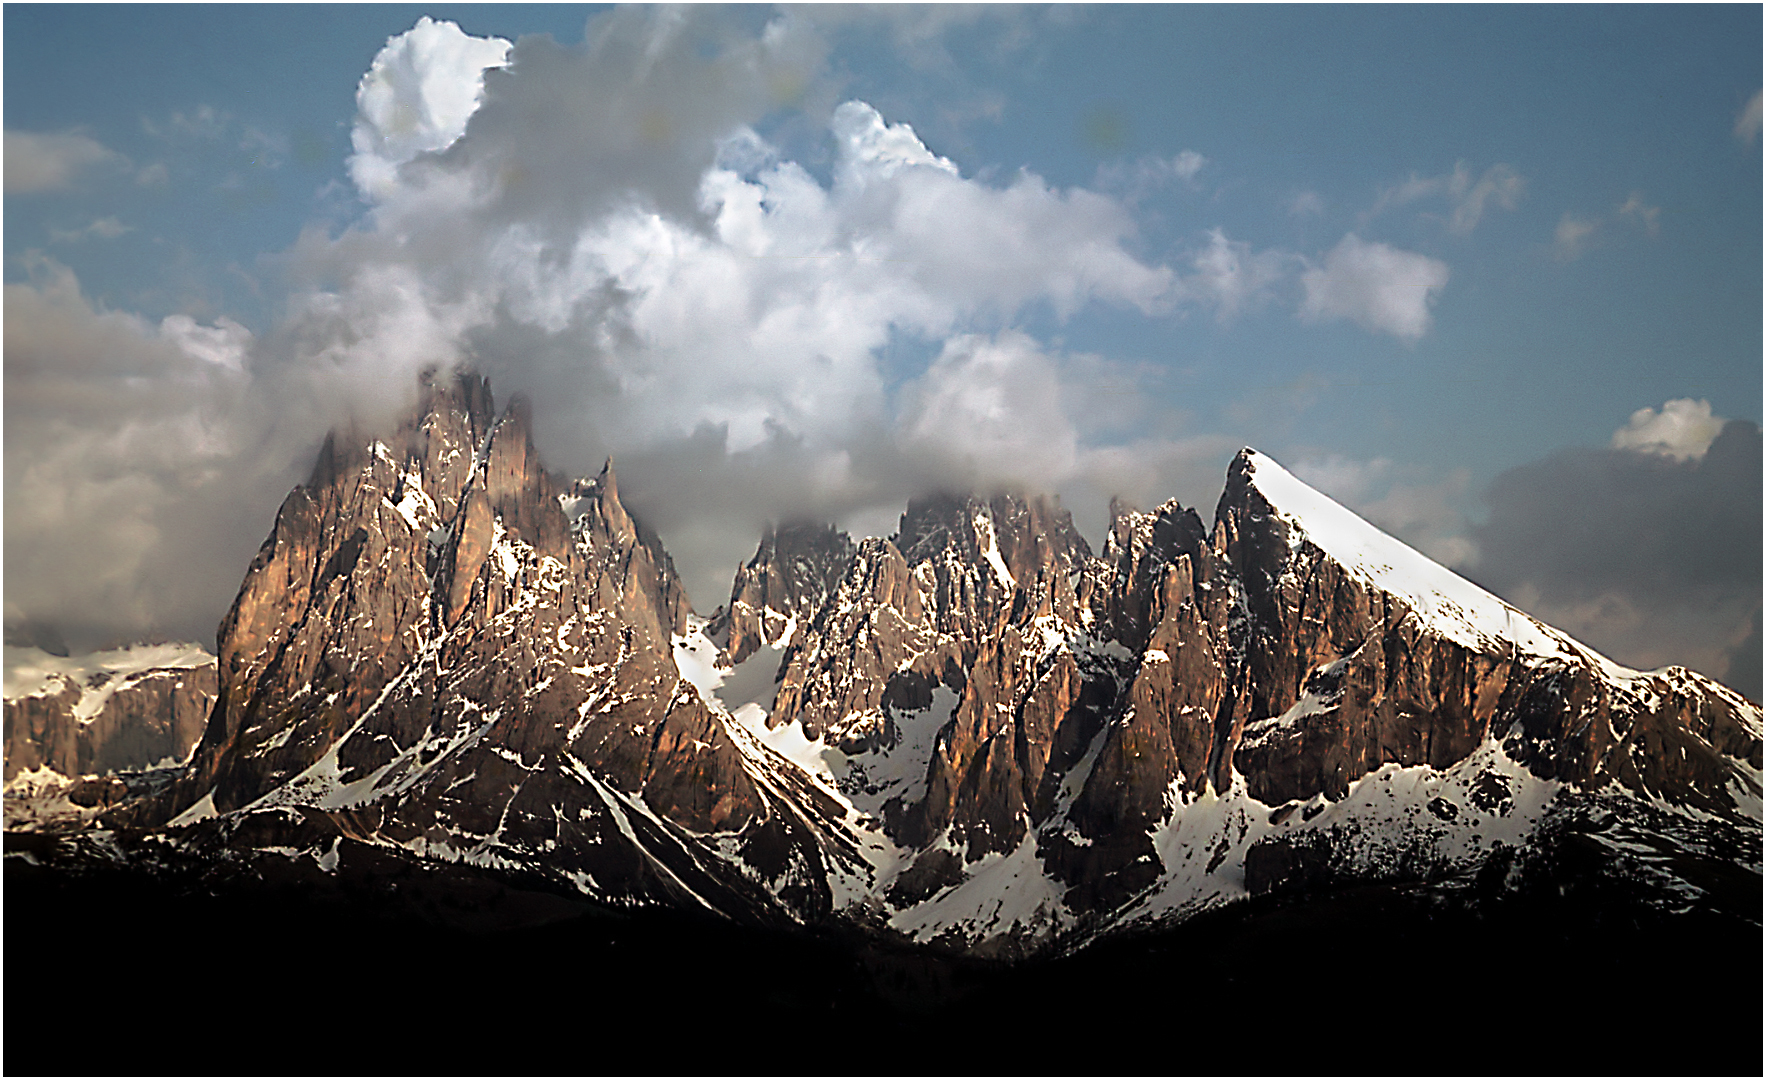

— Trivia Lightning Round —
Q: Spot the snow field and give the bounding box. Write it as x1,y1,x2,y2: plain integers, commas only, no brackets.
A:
3,643,214,722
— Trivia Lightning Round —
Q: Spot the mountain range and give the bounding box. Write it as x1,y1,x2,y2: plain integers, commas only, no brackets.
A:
6,368,1760,1070
11,369,1753,941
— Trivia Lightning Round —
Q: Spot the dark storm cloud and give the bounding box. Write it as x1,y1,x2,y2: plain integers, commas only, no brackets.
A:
1469,420,1762,698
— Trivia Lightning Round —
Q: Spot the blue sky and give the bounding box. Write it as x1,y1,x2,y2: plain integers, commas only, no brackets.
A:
4,5,1760,692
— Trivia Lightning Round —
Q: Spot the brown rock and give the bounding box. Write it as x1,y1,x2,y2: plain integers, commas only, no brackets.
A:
4,658,216,782
719,522,856,666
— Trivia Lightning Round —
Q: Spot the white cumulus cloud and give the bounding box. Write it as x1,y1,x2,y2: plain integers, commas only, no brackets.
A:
2,9,1473,645
1299,233,1450,341
256,11,1201,601
1183,228,1294,322
830,100,961,182
900,331,1079,489
1610,398,1726,461
347,16,512,202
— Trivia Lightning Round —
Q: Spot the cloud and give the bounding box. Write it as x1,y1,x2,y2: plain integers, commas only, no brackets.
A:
1370,161,1525,235
899,331,1080,488
3,244,492,652
1555,192,1660,260
1736,90,1762,145
1289,190,1324,218
1183,228,1294,322
1615,191,1660,236
348,16,512,201
605,348,1233,605
1061,434,1241,540
0,11,1192,627
240,126,290,169
2,261,316,652
1610,397,1725,461
1553,213,1598,261
1095,151,1208,203
1292,404,1763,699
1299,233,1450,341
793,5,1035,74
1166,150,1207,182
1724,610,1761,700
165,105,229,140
289,10,1182,455
4,130,124,193
830,98,962,181
47,217,134,244
349,9,829,232
1,11,1478,648
1450,164,1524,234
1469,418,1762,697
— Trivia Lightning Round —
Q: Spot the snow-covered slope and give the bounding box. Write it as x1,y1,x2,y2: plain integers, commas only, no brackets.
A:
5,643,213,716
1240,451,1573,658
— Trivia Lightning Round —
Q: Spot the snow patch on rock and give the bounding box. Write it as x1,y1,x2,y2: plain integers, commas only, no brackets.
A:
4,643,214,719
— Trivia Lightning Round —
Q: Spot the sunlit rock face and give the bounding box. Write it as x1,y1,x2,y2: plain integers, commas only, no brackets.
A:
716,521,857,668
131,370,861,922
116,371,1759,959
1213,452,1760,817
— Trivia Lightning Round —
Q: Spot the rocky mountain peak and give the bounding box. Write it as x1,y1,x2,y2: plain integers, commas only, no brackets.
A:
1091,494,1215,651
1215,445,1263,509
569,457,637,545
895,491,1090,585
718,520,857,665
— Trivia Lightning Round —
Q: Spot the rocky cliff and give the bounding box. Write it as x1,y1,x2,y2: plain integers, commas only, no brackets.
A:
714,521,856,666
107,370,1759,957
133,371,862,923
4,643,217,783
